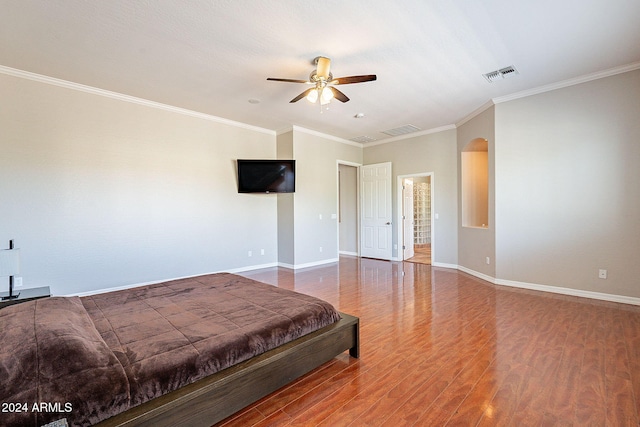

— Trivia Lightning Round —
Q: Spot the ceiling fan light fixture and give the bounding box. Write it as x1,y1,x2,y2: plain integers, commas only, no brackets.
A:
306,89,319,103
320,87,334,104
268,56,376,107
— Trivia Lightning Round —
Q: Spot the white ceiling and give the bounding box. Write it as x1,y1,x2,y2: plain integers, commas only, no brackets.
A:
2,0,640,143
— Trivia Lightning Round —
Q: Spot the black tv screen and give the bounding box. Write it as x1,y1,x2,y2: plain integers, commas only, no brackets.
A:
237,159,295,193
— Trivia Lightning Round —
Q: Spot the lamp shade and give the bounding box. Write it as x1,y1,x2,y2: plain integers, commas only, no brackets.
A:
306,89,319,103
0,249,20,277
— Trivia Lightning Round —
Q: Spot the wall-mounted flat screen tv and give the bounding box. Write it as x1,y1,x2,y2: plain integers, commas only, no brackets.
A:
237,159,295,193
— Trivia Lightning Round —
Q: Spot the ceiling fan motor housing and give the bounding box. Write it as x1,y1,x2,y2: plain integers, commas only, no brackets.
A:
310,71,333,83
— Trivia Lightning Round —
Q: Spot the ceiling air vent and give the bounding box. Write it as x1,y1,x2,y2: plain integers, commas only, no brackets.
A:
350,135,377,143
381,124,421,137
483,65,519,83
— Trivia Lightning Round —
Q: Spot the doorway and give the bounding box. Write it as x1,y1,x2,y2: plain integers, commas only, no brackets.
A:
397,173,433,265
338,162,359,256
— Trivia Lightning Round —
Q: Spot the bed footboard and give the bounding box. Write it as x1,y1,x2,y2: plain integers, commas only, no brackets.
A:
96,312,359,427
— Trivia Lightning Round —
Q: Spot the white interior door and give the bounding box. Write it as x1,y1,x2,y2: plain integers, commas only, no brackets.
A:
403,179,415,260
360,162,392,260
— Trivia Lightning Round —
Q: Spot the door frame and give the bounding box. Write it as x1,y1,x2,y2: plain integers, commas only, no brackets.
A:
336,160,362,257
402,178,415,260
396,172,434,262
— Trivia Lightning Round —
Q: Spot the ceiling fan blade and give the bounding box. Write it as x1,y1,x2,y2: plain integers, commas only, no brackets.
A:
267,77,309,83
329,87,350,103
290,88,315,103
331,75,377,85
316,57,331,79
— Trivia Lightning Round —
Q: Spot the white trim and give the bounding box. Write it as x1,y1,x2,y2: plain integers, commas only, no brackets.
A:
457,265,640,307
455,100,495,127
275,127,294,136
492,61,640,105
227,262,280,273
396,172,435,263
69,281,159,297
337,160,362,168
339,251,358,256
337,160,362,260
279,258,340,270
277,262,296,270
457,265,497,284
431,262,458,270
66,262,279,297
67,258,640,307
494,278,640,307
291,125,363,148
0,65,275,136
364,125,457,147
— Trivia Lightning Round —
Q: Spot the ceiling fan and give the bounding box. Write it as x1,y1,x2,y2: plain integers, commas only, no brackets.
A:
267,56,376,105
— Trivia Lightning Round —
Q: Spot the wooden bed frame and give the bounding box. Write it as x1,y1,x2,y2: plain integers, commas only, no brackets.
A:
95,312,359,427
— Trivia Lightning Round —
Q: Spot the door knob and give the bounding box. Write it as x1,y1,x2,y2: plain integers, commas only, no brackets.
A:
386,222,392,225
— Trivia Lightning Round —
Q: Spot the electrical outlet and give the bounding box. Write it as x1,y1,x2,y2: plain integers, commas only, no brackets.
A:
13,277,23,287
248,251,252,257
486,257,490,265
260,249,265,255
319,246,323,253
598,269,607,279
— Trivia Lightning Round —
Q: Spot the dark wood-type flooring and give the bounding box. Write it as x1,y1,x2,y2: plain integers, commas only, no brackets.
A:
215,256,640,426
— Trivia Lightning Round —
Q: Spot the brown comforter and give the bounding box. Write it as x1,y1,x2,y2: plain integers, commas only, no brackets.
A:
0,273,341,426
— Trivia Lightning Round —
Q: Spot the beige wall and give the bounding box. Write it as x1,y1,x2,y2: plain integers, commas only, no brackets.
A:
4,64,638,302
276,131,295,266
363,130,458,266
292,129,362,267
0,73,277,295
495,69,640,298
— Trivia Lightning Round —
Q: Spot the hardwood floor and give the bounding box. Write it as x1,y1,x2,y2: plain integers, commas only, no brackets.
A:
215,256,640,426
406,244,431,265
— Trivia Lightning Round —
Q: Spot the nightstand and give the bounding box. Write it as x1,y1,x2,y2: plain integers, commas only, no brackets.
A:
0,286,51,308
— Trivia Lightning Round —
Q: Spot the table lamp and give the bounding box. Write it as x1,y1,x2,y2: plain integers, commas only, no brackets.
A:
0,240,21,300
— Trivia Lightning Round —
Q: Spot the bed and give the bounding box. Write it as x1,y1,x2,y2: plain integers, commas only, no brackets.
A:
0,273,359,427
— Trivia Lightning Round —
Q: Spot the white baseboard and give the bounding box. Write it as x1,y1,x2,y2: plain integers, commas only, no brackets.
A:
228,262,279,273
339,251,358,256
457,265,640,306
494,277,640,306
279,258,340,270
69,262,280,297
70,258,640,307
457,265,497,284
431,261,459,270
71,281,161,297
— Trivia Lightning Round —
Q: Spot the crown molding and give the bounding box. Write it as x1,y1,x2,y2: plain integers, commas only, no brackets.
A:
275,127,294,136
291,125,363,148
0,65,276,136
363,124,457,148
492,61,640,104
455,100,495,128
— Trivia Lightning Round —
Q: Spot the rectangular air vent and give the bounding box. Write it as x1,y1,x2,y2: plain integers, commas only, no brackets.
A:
381,124,421,137
483,65,519,83
350,135,377,143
